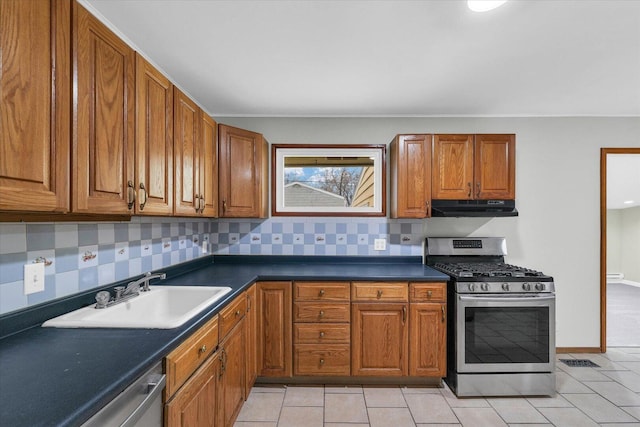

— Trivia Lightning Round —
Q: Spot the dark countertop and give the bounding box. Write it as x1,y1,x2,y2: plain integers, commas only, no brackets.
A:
0,257,448,427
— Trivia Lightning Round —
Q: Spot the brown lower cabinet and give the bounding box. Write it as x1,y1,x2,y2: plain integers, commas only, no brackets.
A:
218,318,246,427
256,281,292,377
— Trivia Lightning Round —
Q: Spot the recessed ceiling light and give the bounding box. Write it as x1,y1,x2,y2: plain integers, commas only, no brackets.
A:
623,200,635,204
468,0,508,12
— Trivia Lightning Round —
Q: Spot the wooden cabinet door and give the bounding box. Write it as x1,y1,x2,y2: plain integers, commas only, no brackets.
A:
0,0,70,213
165,351,219,427
432,134,474,200
474,134,515,199
200,113,218,217
245,285,257,394
218,124,268,218
409,303,446,377
219,320,246,427
173,87,200,216
134,53,173,215
73,3,135,214
351,303,408,376
390,135,432,218
257,281,292,377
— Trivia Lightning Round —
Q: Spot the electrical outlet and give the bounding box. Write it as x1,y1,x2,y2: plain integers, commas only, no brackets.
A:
202,241,209,253
24,263,45,295
374,238,386,251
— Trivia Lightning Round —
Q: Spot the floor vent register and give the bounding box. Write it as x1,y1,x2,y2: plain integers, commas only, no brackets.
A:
559,359,600,368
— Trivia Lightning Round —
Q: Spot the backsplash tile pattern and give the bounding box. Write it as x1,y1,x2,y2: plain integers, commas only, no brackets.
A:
0,217,424,315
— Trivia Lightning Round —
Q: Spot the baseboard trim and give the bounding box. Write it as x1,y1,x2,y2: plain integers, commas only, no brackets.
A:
556,347,601,354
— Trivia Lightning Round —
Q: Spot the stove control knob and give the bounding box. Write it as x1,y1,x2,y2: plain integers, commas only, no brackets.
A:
522,283,532,291
468,283,476,292
535,283,545,291
502,283,510,291
480,282,489,292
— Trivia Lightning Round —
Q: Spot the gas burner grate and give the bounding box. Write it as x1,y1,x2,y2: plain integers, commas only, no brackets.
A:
560,359,600,368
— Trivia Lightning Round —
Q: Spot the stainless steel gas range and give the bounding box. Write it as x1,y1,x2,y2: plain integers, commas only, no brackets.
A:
425,237,556,397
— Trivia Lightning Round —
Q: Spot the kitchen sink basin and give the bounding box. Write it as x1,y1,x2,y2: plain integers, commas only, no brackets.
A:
42,286,233,329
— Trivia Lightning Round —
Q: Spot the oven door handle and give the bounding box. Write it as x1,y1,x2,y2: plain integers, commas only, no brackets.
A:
458,295,556,302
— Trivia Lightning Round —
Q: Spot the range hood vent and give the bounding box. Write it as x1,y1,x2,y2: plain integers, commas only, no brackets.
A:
431,199,518,217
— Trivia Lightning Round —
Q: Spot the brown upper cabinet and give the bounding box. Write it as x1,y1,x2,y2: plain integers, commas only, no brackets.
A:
432,134,515,200
173,88,218,217
0,0,71,213
72,2,136,214
135,54,174,215
218,124,268,218
390,134,432,218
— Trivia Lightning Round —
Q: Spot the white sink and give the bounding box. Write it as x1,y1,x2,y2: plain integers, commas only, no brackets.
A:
42,286,232,329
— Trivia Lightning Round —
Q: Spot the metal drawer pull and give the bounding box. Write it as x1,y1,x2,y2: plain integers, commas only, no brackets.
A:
139,182,147,210
319,289,325,296
235,310,241,316
441,305,445,322
319,331,325,338
319,358,325,365
377,290,383,298
319,310,324,318
402,306,406,323
127,180,135,210
427,290,433,298
467,182,472,198
199,345,207,354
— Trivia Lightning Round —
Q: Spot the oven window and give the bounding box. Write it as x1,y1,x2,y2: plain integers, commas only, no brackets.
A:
464,307,550,364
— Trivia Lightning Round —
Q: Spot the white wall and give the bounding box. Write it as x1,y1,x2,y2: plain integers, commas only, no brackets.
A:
216,116,640,348
620,206,640,282
607,209,623,274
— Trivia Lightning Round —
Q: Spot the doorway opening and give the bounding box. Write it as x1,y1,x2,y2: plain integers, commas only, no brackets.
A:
600,148,640,352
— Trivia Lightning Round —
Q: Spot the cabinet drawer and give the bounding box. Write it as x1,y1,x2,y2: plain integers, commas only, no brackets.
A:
294,282,350,301
410,283,447,302
294,344,350,376
165,315,219,397
219,293,247,339
351,282,408,302
294,323,350,344
293,302,350,323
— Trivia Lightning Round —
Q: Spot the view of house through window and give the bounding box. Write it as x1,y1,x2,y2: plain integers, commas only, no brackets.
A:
283,156,374,208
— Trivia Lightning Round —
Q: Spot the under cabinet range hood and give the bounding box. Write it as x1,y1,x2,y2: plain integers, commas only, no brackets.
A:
431,200,518,217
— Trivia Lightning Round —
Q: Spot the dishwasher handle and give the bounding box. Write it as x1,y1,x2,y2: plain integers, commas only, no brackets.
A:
121,373,166,427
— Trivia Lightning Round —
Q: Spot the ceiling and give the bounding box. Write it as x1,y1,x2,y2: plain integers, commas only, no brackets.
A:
84,0,640,117
607,155,640,210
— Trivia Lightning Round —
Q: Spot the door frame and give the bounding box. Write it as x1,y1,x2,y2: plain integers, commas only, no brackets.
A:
600,147,640,352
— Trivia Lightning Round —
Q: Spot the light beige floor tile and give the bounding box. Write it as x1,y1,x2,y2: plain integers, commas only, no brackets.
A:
401,385,443,394
324,393,368,423
599,424,640,427
324,424,369,427
325,385,364,394
569,353,629,370
404,394,459,424
233,423,277,427
278,406,323,427
622,405,640,419
584,381,640,406
363,386,407,407
526,394,574,408
603,349,640,362
236,391,284,422
537,407,599,427
451,407,507,426
620,361,640,374
624,348,640,354
283,386,324,407
556,371,594,393
439,384,491,408
602,370,640,392
487,398,549,424
368,407,415,427
416,425,461,427
557,363,614,381
563,393,638,423
250,384,287,393
507,424,552,427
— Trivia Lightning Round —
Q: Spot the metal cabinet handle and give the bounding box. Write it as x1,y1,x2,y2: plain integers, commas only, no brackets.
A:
319,310,324,318
200,195,205,213
377,290,383,299
402,306,407,324
467,182,472,198
198,344,207,354
222,199,227,213
476,182,480,198
441,305,446,322
139,182,147,210
425,200,430,217
319,331,325,338
319,289,325,297
319,358,325,365
127,180,135,210
235,310,241,316
427,290,433,298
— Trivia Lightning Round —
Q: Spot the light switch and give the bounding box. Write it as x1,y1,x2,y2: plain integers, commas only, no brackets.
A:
24,262,45,295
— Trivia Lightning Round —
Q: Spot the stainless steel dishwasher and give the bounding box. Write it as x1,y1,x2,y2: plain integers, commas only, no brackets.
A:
82,362,165,427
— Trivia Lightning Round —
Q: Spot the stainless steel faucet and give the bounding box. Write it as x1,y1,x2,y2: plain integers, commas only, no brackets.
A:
95,271,166,309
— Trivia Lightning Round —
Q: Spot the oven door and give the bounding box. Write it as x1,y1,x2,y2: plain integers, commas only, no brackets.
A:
456,293,555,374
